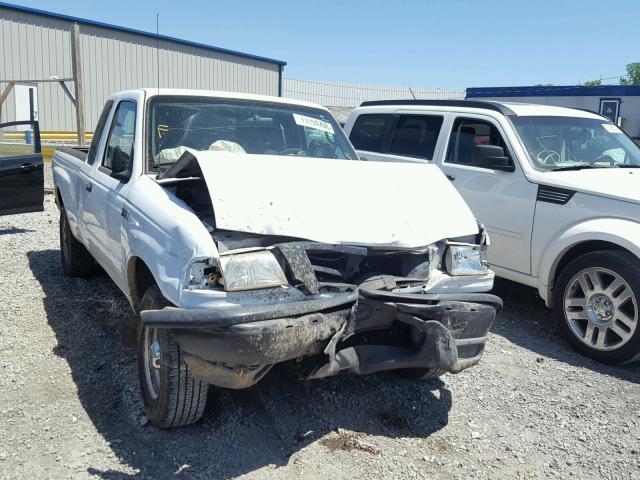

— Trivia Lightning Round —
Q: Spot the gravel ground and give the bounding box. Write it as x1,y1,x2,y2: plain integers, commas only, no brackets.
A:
0,166,639,480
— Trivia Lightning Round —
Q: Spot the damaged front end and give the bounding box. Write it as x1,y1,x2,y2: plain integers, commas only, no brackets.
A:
140,229,501,389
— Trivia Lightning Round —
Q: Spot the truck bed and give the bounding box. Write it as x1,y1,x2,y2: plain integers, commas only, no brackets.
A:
56,146,89,161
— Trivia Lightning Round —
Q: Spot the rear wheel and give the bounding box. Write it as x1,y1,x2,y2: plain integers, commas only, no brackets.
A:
554,251,640,364
59,209,94,277
136,285,209,428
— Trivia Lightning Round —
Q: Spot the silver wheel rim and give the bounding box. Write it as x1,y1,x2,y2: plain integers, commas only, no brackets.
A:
564,267,638,351
143,327,161,400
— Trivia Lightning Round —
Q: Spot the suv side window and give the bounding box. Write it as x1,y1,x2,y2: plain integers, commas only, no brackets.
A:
349,114,392,152
389,115,443,160
87,100,113,165
446,117,513,169
101,101,136,179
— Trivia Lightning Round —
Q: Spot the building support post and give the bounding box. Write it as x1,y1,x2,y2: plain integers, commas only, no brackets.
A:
0,81,15,122
70,23,86,147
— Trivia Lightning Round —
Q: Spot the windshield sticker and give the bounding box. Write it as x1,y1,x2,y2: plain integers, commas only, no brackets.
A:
602,123,621,133
293,113,334,134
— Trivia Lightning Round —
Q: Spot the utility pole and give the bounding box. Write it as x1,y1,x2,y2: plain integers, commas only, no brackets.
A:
70,22,86,147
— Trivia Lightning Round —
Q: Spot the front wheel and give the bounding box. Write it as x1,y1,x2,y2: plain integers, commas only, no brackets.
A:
136,286,209,428
553,251,640,364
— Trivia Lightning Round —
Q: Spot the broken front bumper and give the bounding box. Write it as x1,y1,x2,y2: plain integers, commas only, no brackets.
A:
140,288,501,389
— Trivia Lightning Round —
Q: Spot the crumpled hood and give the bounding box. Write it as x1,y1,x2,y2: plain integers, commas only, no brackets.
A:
193,152,479,248
535,169,640,204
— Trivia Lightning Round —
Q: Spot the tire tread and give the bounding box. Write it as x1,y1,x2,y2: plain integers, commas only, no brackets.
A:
60,210,94,277
137,286,208,428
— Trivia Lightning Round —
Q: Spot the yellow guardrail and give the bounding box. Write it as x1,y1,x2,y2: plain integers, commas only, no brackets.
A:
1,130,95,162
4,131,93,141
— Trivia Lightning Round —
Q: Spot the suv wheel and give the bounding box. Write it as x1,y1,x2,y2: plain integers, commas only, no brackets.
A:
554,251,640,364
136,285,209,428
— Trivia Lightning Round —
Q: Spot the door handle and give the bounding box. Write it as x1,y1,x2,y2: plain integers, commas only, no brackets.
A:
121,208,129,220
446,174,455,181
21,163,37,172
85,182,93,192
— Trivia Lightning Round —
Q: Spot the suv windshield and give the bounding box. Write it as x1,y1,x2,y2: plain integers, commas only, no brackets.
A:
147,96,357,171
511,116,640,170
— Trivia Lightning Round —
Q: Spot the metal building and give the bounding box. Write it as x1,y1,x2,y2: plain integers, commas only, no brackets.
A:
0,1,286,136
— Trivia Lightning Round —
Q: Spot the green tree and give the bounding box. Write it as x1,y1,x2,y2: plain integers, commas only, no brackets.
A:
620,62,640,85
583,79,602,86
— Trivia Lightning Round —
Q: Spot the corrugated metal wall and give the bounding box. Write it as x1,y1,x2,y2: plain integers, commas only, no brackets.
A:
0,7,280,130
0,8,75,129
284,78,465,108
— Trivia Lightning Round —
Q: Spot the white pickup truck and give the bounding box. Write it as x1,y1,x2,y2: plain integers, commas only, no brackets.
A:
52,89,501,428
344,99,640,364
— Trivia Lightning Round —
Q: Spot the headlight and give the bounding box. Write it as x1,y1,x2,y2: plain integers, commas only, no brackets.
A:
445,243,488,276
218,250,288,291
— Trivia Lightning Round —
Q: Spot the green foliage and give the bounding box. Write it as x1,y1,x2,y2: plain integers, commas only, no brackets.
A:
620,62,640,85
583,79,602,86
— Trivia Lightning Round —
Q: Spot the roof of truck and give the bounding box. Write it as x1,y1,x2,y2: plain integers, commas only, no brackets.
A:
358,99,606,119
110,88,329,111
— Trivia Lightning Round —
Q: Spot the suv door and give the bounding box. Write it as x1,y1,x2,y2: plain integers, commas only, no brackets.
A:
348,112,445,164
348,114,394,161
439,115,537,275
0,121,44,216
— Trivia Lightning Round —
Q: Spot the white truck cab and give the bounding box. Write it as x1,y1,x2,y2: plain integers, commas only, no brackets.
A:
52,90,501,428
344,99,640,364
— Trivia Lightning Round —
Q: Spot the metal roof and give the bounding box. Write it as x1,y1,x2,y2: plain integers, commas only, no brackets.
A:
467,85,640,98
0,1,287,66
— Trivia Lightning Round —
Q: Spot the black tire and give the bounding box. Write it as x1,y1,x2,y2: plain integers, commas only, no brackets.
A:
60,209,94,277
136,286,209,428
553,250,640,364
399,368,446,380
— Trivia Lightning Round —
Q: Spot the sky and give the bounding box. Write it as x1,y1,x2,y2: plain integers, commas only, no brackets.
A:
6,0,640,89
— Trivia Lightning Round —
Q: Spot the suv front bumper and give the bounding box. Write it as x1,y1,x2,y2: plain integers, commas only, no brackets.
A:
140,288,501,388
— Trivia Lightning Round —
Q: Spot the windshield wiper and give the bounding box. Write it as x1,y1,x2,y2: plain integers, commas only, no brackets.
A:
616,164,640,168
550,164,598,172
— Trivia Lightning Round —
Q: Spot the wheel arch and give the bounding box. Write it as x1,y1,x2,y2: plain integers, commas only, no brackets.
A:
54,186,64,209
127,256,159,313
537,219,640,307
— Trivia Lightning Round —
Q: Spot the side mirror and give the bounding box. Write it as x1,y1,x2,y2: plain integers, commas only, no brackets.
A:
474,144,515,172
111,170,130,182
111,147,131,182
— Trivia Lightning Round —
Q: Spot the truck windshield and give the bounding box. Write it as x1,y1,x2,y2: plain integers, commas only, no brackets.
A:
511,116,640,171
147,96,357,171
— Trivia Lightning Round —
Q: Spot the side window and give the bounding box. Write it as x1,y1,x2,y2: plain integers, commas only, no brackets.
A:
87,100,113,165
389,115,443,160
446,118,513,170
102,101,136,179
349,114,392,152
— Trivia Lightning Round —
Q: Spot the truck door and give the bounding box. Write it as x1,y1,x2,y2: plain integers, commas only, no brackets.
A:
0,121,44,216
82,100,136,289
438,115,537,275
